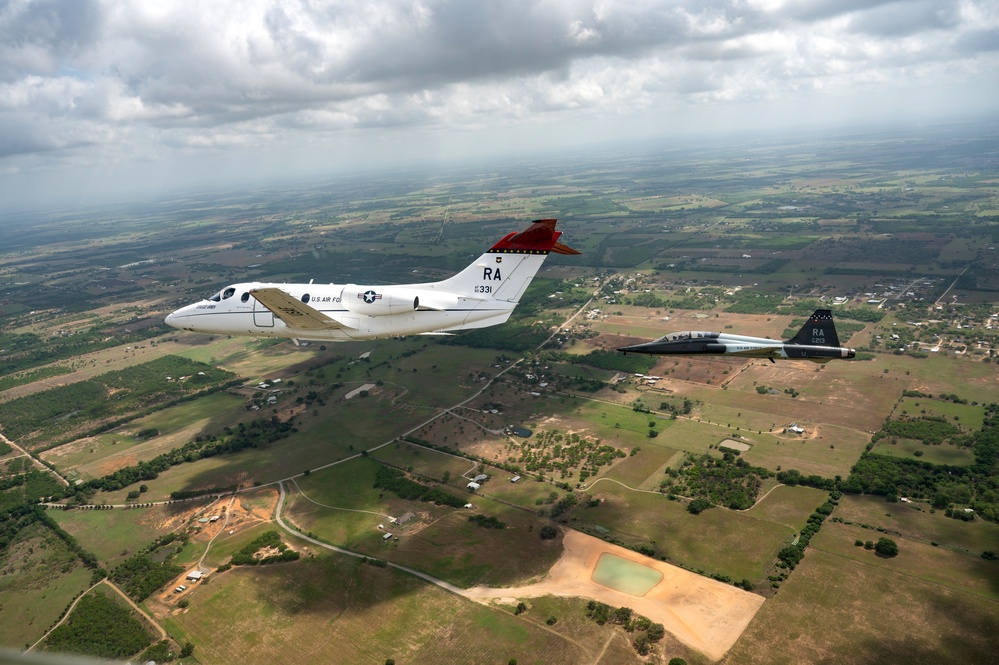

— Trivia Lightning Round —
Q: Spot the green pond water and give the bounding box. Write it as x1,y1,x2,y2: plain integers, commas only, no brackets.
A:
591,552,664,596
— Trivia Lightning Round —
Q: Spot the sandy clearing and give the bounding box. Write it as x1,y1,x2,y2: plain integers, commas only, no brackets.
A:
465,530,764,661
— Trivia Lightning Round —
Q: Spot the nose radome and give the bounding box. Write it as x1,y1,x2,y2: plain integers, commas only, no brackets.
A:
165,311,180,328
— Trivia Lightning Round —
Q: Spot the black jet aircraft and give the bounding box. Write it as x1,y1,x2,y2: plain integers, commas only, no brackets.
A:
618,309,855,363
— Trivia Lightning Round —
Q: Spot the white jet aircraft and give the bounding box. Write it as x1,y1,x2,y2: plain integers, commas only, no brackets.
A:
165,218,578,342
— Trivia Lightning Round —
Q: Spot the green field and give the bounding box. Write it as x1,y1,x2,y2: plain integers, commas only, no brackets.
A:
873,438,975,465
50,505,181,568
286,458,564,587
0,523,95,649
42,392,248,479
895,397,984,431
577,482,795,583
833,495,999,557
173,554,589,665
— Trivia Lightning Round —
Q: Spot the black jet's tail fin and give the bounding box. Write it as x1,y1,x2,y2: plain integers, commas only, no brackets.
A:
787,309,841,347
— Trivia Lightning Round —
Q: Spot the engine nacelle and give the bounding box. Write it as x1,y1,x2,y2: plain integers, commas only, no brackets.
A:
342,285,419,316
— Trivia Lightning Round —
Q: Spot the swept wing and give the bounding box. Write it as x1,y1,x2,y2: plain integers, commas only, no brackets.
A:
250,288,354,330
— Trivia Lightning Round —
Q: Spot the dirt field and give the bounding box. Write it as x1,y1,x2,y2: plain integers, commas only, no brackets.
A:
465,530,765,661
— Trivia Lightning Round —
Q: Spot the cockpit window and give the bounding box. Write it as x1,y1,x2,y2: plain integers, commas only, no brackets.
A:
209,291,222,302
222,287,236,300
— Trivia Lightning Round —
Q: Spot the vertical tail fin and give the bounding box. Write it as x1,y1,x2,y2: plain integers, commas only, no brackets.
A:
787,309,841,347
431,219,578,302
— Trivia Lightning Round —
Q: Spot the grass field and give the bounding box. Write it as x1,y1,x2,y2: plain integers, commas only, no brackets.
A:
42,392,248,479
833,495,999,557
894,396,984,430
0,523,95,650
602,442,683,489
873,438,975,465
200,522,278,568
50,505,182,568
739,424,873,478
577,482,794,583
723,549,999,665
89,386,432,504
902,354,999,405
286,457,565,587
744,485,831,529
812,520,999,601
372,441,478,481
174,554,589,665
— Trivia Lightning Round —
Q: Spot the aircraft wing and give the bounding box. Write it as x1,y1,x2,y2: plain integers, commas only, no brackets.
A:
250,288,353,330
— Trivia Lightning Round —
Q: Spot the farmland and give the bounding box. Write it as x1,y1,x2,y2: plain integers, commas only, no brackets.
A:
1,128,999,663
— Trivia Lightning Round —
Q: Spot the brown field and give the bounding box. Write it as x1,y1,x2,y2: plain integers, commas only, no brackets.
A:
468,530,764,661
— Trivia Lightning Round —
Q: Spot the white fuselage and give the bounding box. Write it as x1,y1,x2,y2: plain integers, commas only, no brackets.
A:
165,281,515,341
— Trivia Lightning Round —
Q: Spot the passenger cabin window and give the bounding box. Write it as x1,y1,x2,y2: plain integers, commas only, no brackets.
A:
222,287,236,300
301,294,310,303
240,292,250,303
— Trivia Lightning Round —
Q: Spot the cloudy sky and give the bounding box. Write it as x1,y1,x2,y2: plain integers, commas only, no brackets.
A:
2,0,998,209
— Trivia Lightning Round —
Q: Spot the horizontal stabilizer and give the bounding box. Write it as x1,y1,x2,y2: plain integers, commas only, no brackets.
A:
250,288,353,330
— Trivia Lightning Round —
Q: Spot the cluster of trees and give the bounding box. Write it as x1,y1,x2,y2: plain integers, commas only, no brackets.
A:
776,469,838,492
548,493,578,520
658,398,694,417
230,530,300,566
904,390,969,404
373,465,465,508
880,416,966,445
583,601,666,655
662,453,771,510
516,429,625,483
776,495,839,571
111,554,184,602
468,514,506,529
44,593,153,660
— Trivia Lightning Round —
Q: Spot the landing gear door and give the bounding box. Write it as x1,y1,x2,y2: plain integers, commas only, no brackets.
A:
253,299,274,327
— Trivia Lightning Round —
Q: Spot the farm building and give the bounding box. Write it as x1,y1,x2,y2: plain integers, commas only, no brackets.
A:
473,474,488,482
186,570,204,581
466,482,481,491
382,532,392,540
510,476,521,483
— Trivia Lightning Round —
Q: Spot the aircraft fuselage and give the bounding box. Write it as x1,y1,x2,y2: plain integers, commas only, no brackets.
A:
618,331,855,362
165,281,514,342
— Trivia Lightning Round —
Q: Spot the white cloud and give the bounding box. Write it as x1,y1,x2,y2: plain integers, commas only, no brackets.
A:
0,0,997,207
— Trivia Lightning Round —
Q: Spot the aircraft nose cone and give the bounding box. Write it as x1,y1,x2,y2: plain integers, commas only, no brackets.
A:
165,310,181,329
